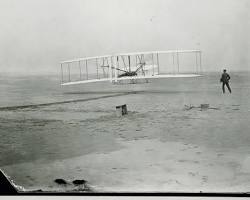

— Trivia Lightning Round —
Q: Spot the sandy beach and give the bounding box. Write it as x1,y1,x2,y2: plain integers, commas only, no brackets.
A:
0,0,249,195
1,72,250,193
3,137,250,193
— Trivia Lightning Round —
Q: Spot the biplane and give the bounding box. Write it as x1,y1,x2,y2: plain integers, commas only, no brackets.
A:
60,50,202,86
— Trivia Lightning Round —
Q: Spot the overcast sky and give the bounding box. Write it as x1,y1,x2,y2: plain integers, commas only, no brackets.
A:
0,0,249,74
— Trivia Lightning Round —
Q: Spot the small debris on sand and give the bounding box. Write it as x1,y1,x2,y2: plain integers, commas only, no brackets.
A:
200,104,209,109
184,104,220,111
184,104,195,110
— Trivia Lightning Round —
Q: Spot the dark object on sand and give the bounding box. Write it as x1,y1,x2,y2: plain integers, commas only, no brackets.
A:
116,104,128,116
0,169,18,194
72,179,87,186
184,104,195,110
184,104,219,111
200,104,220,110
54,178,68,185
200,104,209,109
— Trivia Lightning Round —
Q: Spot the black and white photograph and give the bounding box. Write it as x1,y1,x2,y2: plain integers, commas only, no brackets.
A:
0,0,249,195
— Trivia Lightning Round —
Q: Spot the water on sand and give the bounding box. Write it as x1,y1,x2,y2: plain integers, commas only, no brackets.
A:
0,72,250,192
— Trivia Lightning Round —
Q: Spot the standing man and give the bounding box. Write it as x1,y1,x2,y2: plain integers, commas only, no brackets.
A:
220,69,232,93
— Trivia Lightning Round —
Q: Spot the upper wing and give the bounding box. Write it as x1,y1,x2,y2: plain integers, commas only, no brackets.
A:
60,50,202,86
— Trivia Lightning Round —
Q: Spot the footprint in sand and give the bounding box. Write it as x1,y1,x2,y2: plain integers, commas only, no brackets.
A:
146,149,154,152
26,175,35,181
178,159,199,164
188,172,196,177
202,176,208,183
166,179,182,185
